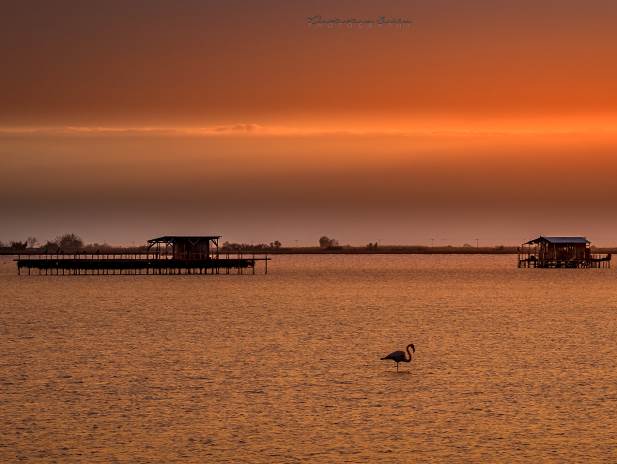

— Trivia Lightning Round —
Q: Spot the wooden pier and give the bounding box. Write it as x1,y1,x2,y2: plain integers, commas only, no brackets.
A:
15,236,270,276
518,236,611,269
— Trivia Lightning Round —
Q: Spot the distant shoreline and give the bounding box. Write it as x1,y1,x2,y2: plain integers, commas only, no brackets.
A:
229,246,617,255
3,246,617,255
243,246,520,255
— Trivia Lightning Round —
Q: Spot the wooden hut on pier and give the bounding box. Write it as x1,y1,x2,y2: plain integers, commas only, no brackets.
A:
147,236,220,260
518,236,611,268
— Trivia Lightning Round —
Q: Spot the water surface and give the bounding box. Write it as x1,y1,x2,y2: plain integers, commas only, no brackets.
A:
2,255,617,462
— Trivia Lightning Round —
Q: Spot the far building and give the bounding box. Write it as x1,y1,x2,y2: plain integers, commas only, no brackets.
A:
518,236,611,268
147,236,220,260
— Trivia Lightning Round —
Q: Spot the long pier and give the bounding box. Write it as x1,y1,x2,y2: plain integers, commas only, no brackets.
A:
15,252,269,276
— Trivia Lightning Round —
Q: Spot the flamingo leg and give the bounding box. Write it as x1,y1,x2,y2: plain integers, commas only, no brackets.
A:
396,362,399,372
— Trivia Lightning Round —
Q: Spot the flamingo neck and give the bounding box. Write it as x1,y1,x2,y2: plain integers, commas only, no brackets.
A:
405,345,413,362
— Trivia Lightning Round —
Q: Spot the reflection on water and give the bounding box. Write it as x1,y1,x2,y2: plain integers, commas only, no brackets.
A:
2,255,617,462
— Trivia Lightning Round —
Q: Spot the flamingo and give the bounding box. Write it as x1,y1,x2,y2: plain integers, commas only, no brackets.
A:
381,343,415,372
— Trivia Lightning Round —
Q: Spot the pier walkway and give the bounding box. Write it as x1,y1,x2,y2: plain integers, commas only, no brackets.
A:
15,252,268,275
14,235,269,276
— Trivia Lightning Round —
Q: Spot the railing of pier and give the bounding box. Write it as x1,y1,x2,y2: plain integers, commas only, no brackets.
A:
14,251,271,275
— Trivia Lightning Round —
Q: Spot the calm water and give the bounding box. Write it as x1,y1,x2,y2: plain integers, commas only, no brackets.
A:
2,254,617,463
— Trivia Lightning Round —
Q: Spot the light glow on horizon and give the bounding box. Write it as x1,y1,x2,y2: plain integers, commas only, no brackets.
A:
3,115,617,138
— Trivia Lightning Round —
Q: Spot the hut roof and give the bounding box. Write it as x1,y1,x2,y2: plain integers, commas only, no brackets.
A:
525,236,589,245
148,235,221,244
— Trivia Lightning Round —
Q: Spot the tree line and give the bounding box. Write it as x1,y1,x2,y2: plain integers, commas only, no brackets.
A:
0,233,115,253
1,234,368,252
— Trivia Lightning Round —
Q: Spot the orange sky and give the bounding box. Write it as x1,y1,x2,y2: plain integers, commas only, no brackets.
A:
2,1,617,245
3,1,617,122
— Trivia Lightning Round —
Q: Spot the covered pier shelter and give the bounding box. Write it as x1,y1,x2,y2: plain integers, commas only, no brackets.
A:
518,236,611,268
15,235,269,276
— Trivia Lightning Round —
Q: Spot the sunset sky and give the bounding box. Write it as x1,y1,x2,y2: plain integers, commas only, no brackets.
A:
2,0,617,245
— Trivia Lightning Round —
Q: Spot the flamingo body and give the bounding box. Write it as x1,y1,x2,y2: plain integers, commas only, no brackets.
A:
381,343,415,371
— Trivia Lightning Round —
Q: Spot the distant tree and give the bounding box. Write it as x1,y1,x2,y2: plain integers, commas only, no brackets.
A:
10,240,27,250
82,242,114,252
43,241,60,253
55,233,84,252
319,236,339,249
463,243,473,248
26,236,37,248
222,241,241,251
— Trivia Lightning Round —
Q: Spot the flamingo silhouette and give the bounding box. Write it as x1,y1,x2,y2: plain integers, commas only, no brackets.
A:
381,343,415,372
